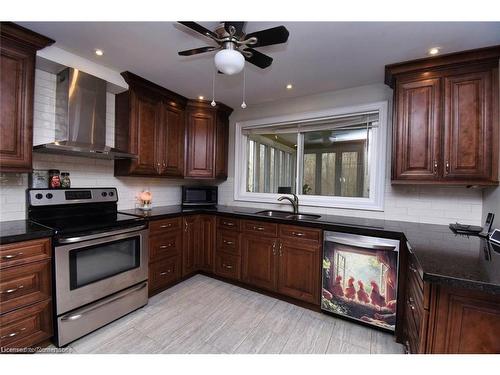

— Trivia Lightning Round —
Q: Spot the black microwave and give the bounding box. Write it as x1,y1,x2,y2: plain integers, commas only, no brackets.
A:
182,186,218,207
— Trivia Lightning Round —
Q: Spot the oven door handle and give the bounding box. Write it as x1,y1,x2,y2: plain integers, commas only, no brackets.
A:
57,225,147,244
329,237,398,251
60,282,147,322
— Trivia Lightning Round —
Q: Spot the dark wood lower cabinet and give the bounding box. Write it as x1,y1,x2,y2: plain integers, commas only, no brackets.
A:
401,249,500,354
182,215,199,276
241,235,278,292
277,239,321,304
198,215,215,272
0,238,52,350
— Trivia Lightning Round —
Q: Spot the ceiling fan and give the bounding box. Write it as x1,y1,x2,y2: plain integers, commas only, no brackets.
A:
177,22,289,75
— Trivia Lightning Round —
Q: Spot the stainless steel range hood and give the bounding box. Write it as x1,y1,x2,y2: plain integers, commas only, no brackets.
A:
33,68,136,160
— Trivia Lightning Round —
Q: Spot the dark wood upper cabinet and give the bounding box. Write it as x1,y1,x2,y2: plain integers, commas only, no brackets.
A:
184,101,233,179
386,45,500,185
115,73,232,180
393,78,441,180
0,23,54,173
115,72,188,177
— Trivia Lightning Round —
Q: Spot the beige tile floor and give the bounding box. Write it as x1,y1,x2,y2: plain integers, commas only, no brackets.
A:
46,274,405,354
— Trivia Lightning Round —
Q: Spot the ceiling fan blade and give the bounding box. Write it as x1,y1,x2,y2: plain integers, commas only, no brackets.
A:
243,48,273,69
224,22,245,37
245,26,289,48
178,21,218,40
178,46,218,56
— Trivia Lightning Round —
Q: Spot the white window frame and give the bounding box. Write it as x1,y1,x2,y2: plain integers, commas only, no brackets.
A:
234,101,388,211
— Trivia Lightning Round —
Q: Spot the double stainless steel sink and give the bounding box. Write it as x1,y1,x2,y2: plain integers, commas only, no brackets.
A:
255,210,321,220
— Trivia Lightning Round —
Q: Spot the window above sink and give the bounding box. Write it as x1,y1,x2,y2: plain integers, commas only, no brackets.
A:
234,102,388,211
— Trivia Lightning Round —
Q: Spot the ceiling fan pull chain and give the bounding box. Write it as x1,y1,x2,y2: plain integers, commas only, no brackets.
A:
241,65,247,109
211,69,216,107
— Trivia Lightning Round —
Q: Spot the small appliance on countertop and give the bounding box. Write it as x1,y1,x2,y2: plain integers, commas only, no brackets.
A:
27,188,149,347
181,185,218,209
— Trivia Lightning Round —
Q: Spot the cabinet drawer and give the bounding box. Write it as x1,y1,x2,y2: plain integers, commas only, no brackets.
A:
217,217,240,231
149,217,182,236
215,252,241,281
0,260,51,314
242,220,278,237
216,230,240,255
279,225,321,243
0,299,52,349
149,232,182,261
149,256,181,292
0,238,51,269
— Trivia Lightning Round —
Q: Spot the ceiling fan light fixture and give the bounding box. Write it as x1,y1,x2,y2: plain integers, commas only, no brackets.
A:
214,49,245,75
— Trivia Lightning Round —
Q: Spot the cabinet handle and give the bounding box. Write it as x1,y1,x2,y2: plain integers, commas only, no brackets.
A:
1,327,26,340
160,223,172,229
279,240,283,256
184,221,188,232
160,243,173,249
407,299,415,310
433,160,438,175
222,264,233,269
272,240,277,256
291,231,304,237
445,160,450,175
253,226,265,231
2,252,23,260
0,285,24,294
160,269,172,276
223,221,235,227
223,240,234,245
409,265,418,274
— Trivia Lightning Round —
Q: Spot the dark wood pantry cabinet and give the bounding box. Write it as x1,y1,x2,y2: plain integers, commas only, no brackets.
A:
386,45,500,185
0,22,54,172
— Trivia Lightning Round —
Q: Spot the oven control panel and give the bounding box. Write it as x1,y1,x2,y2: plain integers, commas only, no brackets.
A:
28,188,118,206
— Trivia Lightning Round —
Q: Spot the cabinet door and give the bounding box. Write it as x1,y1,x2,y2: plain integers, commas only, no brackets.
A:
161,104,185,177
214,110,229,179
185,110,215,178
393,78,441,181
182,215,199,276
241,234,277,291
429,286,500,354
0,43,35,172
130,90,162,175
198,215,215,272
443,71,493,180
277,239,320,304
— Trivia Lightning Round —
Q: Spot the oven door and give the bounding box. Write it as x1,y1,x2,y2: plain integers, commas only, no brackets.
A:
54,226,148,315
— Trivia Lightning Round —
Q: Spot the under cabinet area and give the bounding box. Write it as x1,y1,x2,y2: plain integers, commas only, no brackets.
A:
386,46,500,185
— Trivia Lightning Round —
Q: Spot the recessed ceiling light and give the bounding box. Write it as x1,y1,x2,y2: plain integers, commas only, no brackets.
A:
95,49,104,56
428,47,440,56
198,96,204,100
286,83,293,90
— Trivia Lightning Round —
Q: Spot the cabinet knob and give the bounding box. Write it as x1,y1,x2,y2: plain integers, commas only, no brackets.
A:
445,160,450,174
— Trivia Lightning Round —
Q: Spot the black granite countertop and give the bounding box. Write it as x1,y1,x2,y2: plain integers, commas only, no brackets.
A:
0,220,53,245
120,205,500,295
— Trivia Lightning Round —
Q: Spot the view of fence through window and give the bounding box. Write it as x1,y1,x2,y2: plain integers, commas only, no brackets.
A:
245,111,377,199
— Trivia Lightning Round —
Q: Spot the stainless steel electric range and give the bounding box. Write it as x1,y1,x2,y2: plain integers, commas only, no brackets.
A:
27,188,149,347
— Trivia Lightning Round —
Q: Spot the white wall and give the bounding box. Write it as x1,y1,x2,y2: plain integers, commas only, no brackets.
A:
218,84,484,225
0,69,188,222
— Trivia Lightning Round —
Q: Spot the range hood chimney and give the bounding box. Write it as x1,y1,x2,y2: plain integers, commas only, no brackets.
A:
33,68,136,160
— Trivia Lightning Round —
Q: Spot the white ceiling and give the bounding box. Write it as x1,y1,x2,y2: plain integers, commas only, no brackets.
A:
19,22,500,108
